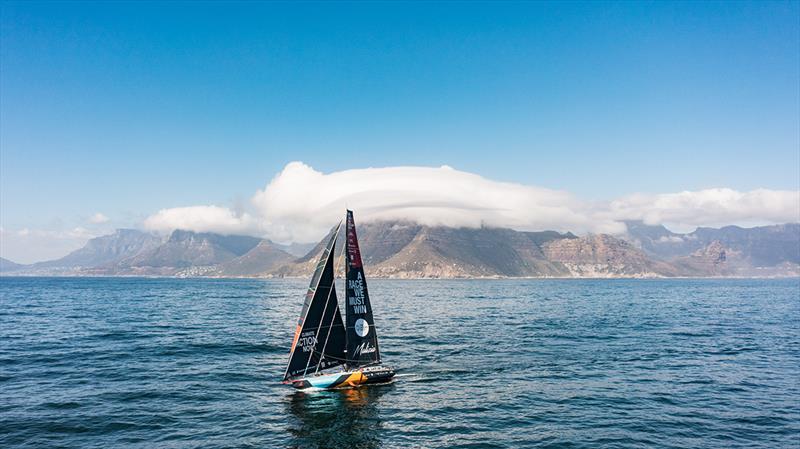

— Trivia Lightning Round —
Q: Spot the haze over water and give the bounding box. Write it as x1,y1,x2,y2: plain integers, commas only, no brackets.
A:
1,277,798,448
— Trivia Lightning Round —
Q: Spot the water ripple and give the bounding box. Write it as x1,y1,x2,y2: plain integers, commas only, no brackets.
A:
0,277,798,448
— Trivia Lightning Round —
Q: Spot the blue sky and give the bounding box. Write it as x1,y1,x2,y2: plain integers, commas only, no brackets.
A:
1,1,799,262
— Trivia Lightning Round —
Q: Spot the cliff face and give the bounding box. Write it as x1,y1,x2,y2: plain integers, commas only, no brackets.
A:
543,234,678,277
672,240,735,276
625,222,800,262
32,229,162,269
364,225,570,278
671,240,800,277
271,224,678,278
118,230,262,271
210,240,295,276
275,222,798,278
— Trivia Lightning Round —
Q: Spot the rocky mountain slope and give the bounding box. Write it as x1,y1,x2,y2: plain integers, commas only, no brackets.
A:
117,230,261,270
266,221,798,278
271,222,577,278
4,221,798,278
542,234,679,277
209,240,296,276
36,229,162,270
0,257,24,272
624,221,800,275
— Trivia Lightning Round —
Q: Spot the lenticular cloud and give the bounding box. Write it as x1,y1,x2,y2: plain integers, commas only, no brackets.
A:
249,162,622,242
143,161,800,242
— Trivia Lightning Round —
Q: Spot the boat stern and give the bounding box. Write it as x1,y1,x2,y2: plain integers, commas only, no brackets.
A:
360,365,396,385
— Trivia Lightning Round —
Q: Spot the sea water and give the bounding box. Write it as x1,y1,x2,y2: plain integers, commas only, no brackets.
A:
1,277,798,448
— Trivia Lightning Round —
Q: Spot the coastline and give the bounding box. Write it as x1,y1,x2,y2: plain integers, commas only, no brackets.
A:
2,273,798,280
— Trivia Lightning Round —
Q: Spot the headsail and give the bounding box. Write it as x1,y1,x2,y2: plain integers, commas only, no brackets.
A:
344,210,381,368
283,223,347,381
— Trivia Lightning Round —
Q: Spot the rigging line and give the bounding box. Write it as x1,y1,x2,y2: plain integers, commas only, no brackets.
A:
304,347,380,365
315,301,339,375
303,239,340,377
303,280,335,377
287,323,343,331
371,306,382,363
283,221,341,381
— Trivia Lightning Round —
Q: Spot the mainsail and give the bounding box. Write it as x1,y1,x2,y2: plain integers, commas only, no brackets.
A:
283,223,347,380
344,210,381,368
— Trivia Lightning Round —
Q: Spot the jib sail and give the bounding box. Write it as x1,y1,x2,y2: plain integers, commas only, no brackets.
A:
344,210,381,368
283,223,347,380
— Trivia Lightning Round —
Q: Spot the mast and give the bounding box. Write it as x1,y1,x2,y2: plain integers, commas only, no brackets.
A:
283,223,347,381
344,210,381,369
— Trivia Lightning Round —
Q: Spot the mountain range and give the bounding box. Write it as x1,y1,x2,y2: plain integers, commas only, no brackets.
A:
1,221,798,278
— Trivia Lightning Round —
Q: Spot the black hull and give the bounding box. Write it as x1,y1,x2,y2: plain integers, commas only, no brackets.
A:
287,366,396,389
361,366,396,384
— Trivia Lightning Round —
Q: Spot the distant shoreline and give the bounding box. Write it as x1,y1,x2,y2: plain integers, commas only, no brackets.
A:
2,274,798,280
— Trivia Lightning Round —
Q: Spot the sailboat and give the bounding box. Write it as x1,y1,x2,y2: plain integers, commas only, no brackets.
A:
282,210,396,389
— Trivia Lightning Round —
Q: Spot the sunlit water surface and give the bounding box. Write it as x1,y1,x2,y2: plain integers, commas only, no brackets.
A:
1,277,798,448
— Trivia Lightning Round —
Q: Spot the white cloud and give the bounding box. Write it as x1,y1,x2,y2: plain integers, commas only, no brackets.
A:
143,205,258,235
89,212,110,224
657,235,685,243
139,162,800,243
608,188,800,232
249,162,623,242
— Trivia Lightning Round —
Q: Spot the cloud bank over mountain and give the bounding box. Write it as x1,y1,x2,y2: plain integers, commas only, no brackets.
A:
142,162,800,243
144,206,258,236
609,188,800,232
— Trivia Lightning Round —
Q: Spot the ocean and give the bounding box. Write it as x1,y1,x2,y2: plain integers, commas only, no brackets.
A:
1,277,798,448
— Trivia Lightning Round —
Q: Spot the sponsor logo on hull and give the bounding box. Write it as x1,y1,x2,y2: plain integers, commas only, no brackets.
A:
291,368,395,389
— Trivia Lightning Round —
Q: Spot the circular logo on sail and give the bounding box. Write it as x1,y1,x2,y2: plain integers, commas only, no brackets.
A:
354,318,369,337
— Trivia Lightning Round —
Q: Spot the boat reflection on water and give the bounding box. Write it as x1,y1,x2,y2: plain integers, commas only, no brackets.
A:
285,384,392,448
